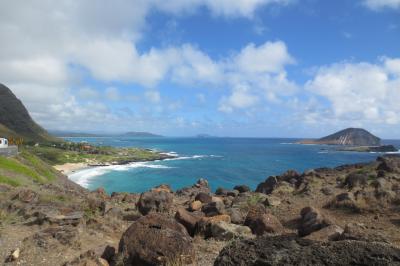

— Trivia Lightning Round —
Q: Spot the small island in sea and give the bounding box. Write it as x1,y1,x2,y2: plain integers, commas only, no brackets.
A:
298,128,398,153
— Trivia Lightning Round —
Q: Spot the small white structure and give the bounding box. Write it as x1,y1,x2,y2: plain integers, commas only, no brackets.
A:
0,138,9,148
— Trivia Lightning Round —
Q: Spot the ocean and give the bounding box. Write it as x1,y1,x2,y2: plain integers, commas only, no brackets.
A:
66,137,400,194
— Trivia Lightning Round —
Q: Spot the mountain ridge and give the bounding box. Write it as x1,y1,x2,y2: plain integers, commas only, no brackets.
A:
0,83,57,143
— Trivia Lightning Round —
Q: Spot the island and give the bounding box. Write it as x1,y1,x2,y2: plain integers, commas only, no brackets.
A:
298,128,398,153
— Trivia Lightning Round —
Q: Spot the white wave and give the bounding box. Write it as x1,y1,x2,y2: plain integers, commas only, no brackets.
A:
280,142,295,145
68,161,173,187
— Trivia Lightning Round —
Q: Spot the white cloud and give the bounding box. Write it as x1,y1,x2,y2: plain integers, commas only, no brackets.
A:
219,85,259,113
363,0,400,10
306,57,400,125
0,0,294,131
233,41,294,74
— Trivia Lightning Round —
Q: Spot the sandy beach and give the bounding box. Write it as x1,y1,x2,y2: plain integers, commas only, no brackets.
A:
54,162,89,175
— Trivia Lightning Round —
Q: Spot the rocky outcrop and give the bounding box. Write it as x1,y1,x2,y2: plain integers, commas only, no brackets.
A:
118,213,195,265
214,235,400,266
137,190,173,215
244,205,283,235
298,207,331,237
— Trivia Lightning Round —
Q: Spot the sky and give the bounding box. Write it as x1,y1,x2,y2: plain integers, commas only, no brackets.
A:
0,0,399,138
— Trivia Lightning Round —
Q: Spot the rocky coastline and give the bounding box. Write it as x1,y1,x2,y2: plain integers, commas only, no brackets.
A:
1,155,400,265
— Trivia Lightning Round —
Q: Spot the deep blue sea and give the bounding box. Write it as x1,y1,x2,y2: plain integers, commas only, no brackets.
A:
66,137,400,194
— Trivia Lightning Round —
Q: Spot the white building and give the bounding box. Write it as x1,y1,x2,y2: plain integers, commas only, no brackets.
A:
0,138,9,148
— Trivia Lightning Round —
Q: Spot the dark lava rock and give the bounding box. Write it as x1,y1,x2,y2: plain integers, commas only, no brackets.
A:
343,172,368,190
377,155,400,173
233,185,251,193
244,204,283,235
215,187,229,196
214,235,400,266
337,223,390,243
176,178,210,197
227,190,239,197
298,207,330,237
118,213,195,266
175,208,201,236
255,176,278,194
137,190,173,215
195,192,212,204
227,208,245,224
202,201,225,217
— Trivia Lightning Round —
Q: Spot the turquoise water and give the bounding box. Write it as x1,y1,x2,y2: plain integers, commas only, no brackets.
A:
66,137,400,194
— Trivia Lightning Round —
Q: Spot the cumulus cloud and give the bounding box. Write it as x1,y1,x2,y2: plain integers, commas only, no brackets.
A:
306,57,400,125
0,0,293,131
362,0,400,10
219,85,259,113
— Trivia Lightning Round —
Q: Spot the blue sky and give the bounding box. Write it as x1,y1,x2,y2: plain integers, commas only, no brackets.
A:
0,0,399,138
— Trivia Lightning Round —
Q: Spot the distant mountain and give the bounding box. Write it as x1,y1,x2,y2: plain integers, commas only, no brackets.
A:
299,128,381,146
196,134,215,138
50,131,104,138
0,83,57,143
121,132,163,138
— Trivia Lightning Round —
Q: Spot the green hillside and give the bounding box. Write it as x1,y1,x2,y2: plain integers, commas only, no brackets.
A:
0,83,58,143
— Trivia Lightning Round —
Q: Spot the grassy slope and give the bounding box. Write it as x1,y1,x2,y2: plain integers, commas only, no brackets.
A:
0,151,58,187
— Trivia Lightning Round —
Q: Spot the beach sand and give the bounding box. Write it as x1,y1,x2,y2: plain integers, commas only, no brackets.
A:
54,162,89,175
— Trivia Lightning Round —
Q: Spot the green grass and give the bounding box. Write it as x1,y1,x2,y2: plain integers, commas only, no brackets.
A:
0,156,45,183
0,175,21,187
20,151,57,181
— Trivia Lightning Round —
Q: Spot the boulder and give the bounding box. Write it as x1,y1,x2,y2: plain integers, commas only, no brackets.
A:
377,156,400,173
137,190,173,215
151,184,172,193
304,225,343,242
233,185,251,193
201,201,225,217
214,235,400,266
176,178,210,197
255,176,278,194
195,192,212,204
264,196,281,207
195,215,231,237
227,208,245,224
118,213,195,265
227,190,239,197
343,172,368,190
244,205,283,235
337,223,389,243
325,192,361,212
298,207,330,237
210,221,252,241
215,187,229,196
175,208,201,236
189,200,202,211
